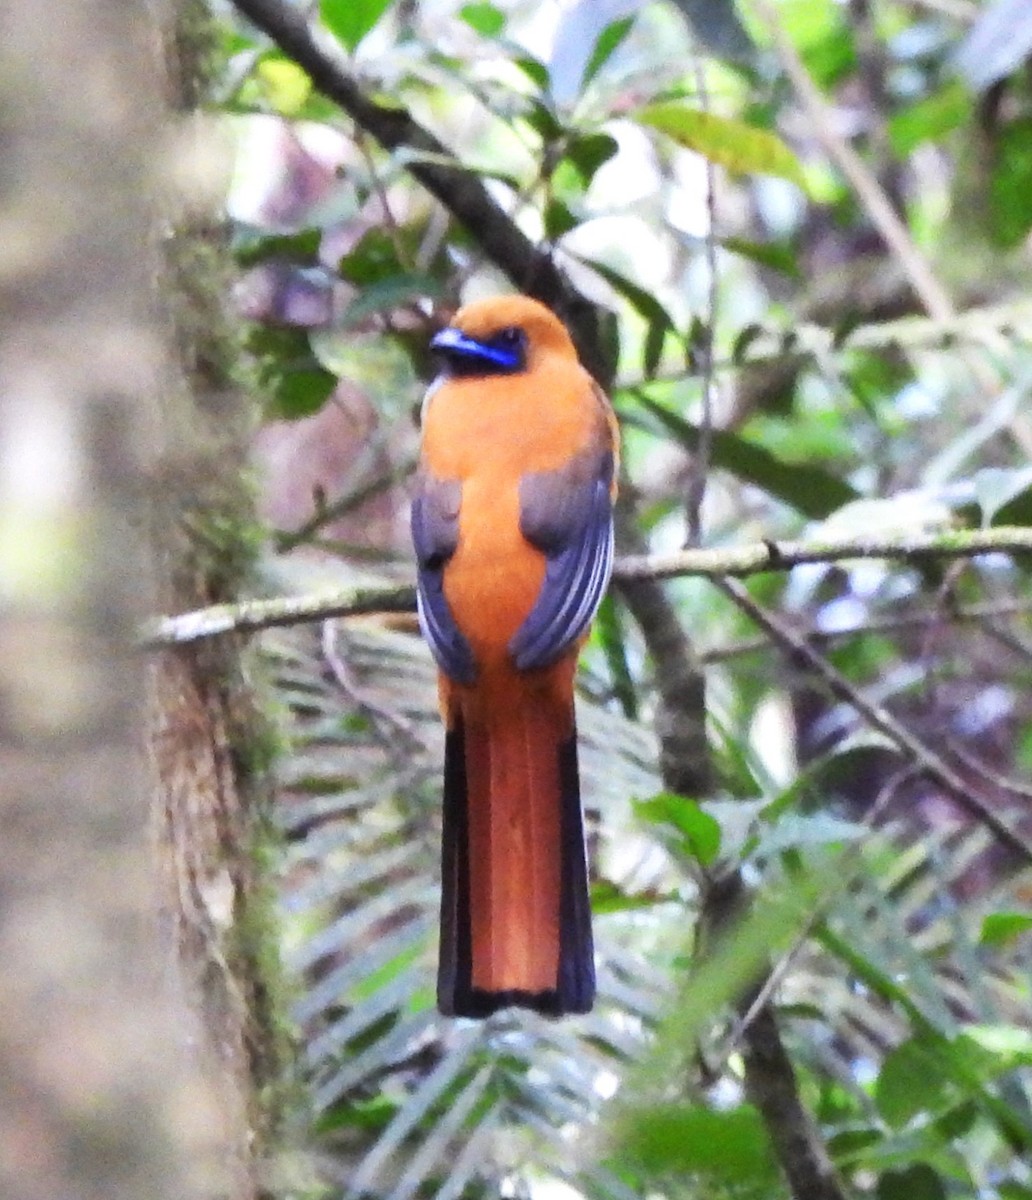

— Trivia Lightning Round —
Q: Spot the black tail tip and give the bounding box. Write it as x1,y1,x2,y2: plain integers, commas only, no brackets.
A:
438,980,595,1019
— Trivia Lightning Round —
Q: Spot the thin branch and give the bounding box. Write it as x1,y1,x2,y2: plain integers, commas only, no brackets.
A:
321,619,425,753
614,509,712,798
979,617,1032,662
701,598,1032,664
146,526,1032,646
723,765,922,1055
274,456,415,552
752,0,955,322
698,870,849,1200
685,49,718,546
948,743,1032,802
905,0,978,20
229,0,613,384
143,583,416,646
715,577,1032,865
623,299,1032,387
616,525,1032,581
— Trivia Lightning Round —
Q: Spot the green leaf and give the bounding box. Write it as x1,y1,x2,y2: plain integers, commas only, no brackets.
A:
544,196,579,240
979,911,1032,946
269,367,337,419
878,1164,946,1200
756,812,866,857
577,257,674,377
972,465,1032,525
348,938,425,1004
875,1036,958,1129
801,23,856,89
247,326,337,420
962,1023,1032,1067
563,132,620,188
636,103,807,189
991,117,1032,248
233,227,322,268
634,792,721,865
322,0,394,51
984,465,1032,526
315,1095,398,1135
1000,1182,1032,1200
721,235,800,277
888,83,971,157
255,54,313,116
591,880,679,914
581,15,635,91
593,593,638,720
459,2,505,37
628,388,858,518
338,274,441,327
828,1126,881,1163
618,1104,776,1182
523,97,563,141
582,259,674,331
338,228,405,286
515,55,550,92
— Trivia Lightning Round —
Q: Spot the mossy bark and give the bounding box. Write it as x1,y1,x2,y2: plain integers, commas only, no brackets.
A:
150,2,292,1195
0,1,232,1198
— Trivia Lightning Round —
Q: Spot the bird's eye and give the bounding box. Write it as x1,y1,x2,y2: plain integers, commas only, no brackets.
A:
495,327,525,348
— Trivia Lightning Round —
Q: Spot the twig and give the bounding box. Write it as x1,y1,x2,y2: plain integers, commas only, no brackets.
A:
906,0,978,20
353,128,411,271
715,577,1032,865
700,598,1032,664
616,525,1032,581
697,874,848,1200
752,0,954,322
274,456,415,552
621,299,1032,386
978,617,1032,662
685,49,717,546
948,743,1032,802
143,583,416,646
721,765,921,1055
229,0,612,384
320,619,424,752
146,526,1032,646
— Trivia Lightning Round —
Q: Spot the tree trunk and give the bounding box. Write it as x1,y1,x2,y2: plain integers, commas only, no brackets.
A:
0,1,227,1197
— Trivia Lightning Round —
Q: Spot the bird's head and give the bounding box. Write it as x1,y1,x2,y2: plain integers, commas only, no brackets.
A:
430,295,578,378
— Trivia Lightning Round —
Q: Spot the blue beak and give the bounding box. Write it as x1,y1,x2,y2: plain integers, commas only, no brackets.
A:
430,327,523,371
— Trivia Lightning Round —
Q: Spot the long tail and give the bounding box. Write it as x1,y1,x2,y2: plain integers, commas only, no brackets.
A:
437,702,594,1017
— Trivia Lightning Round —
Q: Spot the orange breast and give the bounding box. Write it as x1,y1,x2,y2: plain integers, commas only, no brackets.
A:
420,358,601,682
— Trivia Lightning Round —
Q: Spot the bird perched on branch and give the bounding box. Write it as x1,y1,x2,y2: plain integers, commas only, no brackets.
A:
411,294,619,1017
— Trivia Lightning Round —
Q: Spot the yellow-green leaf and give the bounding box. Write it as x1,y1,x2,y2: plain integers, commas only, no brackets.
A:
256,55,313,116
636,103,807,189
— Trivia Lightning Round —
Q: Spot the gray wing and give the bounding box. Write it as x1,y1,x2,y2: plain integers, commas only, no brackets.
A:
509,448,615,672
411,474,476,684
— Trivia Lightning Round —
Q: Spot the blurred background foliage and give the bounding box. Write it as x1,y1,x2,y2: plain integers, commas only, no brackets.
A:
207,0,1032,1195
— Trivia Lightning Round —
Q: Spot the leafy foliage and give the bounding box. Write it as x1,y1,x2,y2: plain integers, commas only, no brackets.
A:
216,0,1032,1195
270,622,665,1197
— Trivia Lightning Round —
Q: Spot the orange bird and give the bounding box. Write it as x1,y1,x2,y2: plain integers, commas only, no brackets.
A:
411,295,619,1018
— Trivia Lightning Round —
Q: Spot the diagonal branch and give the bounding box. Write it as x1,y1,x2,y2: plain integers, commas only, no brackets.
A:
229,0,612,383
752,0,954,322
716,576,1032,865
218,8,1023,1199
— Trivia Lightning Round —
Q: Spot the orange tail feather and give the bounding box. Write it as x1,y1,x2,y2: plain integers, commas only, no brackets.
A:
437,699,594,1017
